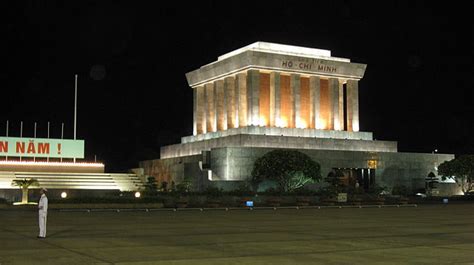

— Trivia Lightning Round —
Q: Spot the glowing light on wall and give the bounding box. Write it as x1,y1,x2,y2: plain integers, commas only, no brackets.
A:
259,116,267,127
275,117,288,128
295,118,308,129
61,192,67,198
367,160,377,169
135,191,141,198
0,161,104,167
353,123,360,132
316,119,327,130
220,121,228,131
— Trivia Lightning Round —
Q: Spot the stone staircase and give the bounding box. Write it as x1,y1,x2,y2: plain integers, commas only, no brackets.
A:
0,172,144,191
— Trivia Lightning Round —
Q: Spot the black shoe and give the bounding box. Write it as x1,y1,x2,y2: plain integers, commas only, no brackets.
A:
37,236,45,239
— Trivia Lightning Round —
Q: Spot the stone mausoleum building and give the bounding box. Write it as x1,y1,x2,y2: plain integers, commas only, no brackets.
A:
140,42,455,193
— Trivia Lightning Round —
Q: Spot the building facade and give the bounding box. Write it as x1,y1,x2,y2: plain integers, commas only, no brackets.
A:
141,42,457,194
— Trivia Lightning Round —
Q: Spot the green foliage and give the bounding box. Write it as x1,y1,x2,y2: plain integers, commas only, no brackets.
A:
170,181,176,191
319,184,338,199
49,195,164,204
160,181,168,192
322,170,347,197
325,170,345,186
229,181,255,196
367,184,387,196
175,177,193,193
392,184,409,196
438,155,474,194
293,187,318,196
204,185,223,198
11,178,39,188
346,184,363,196
11,178,39,204
144,176,158,193
287,171,315,192
262,187,281,196
251,150,321,192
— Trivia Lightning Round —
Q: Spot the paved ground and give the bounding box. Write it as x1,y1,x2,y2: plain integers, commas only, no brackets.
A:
0,204,473,265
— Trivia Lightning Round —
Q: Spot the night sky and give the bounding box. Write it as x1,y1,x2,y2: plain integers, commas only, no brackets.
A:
4,1,474,172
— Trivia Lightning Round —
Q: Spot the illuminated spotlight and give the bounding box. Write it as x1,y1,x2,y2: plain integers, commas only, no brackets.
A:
61,192,67,198
135,191,141,198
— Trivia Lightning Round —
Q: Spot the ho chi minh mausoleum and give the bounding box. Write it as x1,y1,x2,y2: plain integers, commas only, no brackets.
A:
140,42,455,193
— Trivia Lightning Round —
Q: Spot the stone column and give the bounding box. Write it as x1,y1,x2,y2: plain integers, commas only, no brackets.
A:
215,79,226,131
193,87,197,135
338,80,344,131
205,82,217,132
236,72,248,127
346,79,360,132
291,74,301,128
224,76,236,129
270,72,280,127
247,69,260,126
309,76,320,129
195,85,206,134
328,78,339,130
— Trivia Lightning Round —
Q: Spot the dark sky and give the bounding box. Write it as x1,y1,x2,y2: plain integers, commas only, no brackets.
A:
4,1,474,172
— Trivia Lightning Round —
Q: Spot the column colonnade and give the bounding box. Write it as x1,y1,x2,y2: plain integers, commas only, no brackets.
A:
193,69,359,135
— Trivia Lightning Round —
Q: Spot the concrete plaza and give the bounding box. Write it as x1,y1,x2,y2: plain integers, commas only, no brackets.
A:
0,204,473,264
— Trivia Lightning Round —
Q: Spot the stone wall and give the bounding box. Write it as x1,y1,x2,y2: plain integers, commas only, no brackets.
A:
208,147,454,193
182,126,373,143
147,146,454,194
161,134,397,159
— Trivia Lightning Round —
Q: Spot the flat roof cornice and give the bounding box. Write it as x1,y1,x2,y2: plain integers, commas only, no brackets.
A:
186,50,367,87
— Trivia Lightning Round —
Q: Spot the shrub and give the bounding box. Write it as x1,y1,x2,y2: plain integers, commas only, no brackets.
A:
252,150,321,192
205,185,223,198
392,184,409,196
160,181,168,192
229,181,255,196
175,177,193,193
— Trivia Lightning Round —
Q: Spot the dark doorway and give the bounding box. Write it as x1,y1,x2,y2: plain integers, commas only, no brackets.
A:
333,168,375,192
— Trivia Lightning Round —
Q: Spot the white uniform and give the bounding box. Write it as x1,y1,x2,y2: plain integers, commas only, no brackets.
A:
38,193,48,238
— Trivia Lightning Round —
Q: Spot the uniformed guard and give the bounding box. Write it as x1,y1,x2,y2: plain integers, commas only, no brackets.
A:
38,188,48,238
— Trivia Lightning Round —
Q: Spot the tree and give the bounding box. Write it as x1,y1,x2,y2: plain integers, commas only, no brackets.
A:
160,181,168,192
323,169,346,196
251,149,321,192
144,176,158,195
438,155,474,194
11,178,39,204
176,177,193,193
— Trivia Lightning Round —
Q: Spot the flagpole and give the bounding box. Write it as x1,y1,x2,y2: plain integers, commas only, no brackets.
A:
5,120,8,161
33,122,37,162
74,74,78,163
20,121,23,162
61,122,64,163
47,122,50,162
